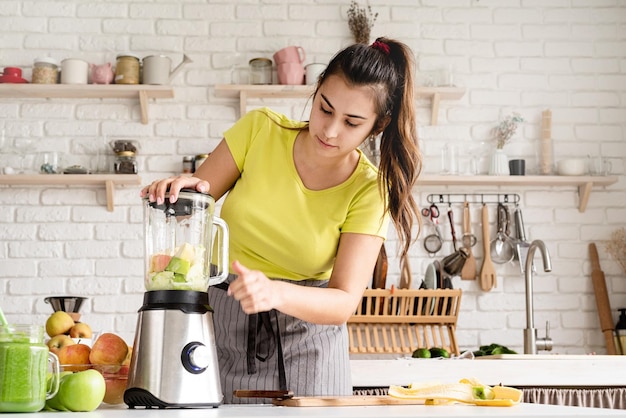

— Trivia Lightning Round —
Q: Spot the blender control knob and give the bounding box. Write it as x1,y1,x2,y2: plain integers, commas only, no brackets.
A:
181,342,211,374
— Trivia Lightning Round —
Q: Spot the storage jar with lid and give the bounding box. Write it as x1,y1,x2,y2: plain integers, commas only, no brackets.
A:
114,151,138,174
32,57,59,84
115,53,140,85
248,58,272,85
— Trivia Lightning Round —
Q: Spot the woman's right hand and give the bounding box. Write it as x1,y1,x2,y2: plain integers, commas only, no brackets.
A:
140,175,211,204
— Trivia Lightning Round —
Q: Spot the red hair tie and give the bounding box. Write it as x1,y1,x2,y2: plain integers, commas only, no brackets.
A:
371,40,390,55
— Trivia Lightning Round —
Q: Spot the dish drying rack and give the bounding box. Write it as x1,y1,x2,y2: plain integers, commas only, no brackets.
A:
347,288,462,356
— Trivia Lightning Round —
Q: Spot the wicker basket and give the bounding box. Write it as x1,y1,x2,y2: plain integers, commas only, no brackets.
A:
347,288,462,356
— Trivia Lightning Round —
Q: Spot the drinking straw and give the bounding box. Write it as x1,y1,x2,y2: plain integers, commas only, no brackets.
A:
0,305,8,327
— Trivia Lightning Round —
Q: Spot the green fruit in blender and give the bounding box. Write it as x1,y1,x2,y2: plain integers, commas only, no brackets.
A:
165,257,191,275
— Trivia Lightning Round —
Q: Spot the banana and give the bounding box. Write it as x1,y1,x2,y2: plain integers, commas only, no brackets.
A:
388,377,522,407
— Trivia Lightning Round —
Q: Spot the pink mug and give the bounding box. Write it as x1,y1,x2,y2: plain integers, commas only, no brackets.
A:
277,62,304,85
273,46,306,65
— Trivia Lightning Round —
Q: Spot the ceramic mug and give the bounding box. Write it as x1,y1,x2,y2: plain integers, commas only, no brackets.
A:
277,62,304,85
2,67,22,78
142,55,172,85
305,63,326,85
273,46,306,65
61,58,88,84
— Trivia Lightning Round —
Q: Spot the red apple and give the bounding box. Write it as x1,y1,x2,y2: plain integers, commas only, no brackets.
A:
69,322,93,339
46,311,75,337
57,343,91,369
122,346,132,366
47,334,76,355
89,333,129,365
150,254,172,272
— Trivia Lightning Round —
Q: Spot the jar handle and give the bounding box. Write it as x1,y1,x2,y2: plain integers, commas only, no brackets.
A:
208,216,230,286
46,352,60,400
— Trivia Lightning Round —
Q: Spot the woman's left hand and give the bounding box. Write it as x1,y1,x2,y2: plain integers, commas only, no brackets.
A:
228,260,278,314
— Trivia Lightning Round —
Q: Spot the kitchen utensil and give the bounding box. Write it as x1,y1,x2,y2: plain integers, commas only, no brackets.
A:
372,244,388,289
272,395,428,407
442,247,469,276
44,296,87,314
460,202,477,280
398,253,411,289
490,203,515,264
589,243,617,355
513,206,531,274
446,205,458,251
422,203,443,256
479,205,496,291
142,54,192,85
125,190,230,408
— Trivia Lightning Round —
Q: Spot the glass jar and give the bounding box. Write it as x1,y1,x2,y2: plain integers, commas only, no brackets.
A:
182,156,194,174
194,154,209,172
32,57,59,84
115,53,140,85
114,151,138,174
249,58,272,85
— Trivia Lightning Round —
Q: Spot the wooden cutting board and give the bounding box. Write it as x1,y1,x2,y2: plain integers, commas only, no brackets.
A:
273,396,425,407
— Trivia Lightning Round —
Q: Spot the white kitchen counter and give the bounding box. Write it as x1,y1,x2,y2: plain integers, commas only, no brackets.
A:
350,355,626,388
1,403,625,418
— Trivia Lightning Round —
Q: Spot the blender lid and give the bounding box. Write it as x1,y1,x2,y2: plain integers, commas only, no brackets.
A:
146,188,214,216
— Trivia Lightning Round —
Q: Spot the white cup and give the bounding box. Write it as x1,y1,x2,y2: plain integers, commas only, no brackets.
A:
61,58,88,84
557,158,586,176
305,63,326,85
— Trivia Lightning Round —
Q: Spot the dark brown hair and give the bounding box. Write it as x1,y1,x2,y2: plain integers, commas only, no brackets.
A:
315,37,422,258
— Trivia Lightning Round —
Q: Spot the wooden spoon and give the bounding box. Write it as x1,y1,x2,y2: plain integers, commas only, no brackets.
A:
479,204,496,291
460,201,477,280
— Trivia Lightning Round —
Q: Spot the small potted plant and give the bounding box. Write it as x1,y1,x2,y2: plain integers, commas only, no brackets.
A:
489,112,524,175
347,1,378,44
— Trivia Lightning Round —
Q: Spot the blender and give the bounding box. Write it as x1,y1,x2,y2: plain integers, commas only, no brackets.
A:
124,190,229,409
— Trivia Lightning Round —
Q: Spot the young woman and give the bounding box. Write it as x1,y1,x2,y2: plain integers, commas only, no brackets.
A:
141,37,421,403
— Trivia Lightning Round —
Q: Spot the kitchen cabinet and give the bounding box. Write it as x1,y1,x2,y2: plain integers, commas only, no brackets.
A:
0,174,141,212
0,84,174,124
417,174,618,212
213,84,466,125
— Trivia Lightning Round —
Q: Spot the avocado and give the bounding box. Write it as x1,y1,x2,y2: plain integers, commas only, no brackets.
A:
429,347,450,358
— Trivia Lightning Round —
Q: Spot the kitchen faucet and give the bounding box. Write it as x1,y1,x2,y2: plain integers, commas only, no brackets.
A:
524,240,554,354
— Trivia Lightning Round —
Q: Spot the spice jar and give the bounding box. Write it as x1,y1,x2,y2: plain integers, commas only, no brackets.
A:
194,154,209,172
32,56,59,84
115,53,140,85
182,156,194,174
249,58,272,85
114,151,138,174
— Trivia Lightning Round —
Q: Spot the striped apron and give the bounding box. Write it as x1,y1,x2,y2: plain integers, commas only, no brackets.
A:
208,276,352,404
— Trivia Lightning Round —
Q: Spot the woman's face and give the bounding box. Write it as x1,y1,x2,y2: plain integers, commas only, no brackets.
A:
307,74,379,158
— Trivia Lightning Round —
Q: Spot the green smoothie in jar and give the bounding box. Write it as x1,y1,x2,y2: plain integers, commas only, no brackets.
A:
0,325,59,412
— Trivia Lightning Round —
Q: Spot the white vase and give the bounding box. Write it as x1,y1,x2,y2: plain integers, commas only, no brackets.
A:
489,149,510,176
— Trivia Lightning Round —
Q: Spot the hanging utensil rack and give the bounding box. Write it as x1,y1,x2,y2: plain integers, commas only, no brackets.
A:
426,193,521,206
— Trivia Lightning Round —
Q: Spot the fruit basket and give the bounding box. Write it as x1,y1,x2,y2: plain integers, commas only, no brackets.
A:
347,288,462,356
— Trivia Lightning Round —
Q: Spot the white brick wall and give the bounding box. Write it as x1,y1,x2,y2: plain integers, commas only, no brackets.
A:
0,0,624,354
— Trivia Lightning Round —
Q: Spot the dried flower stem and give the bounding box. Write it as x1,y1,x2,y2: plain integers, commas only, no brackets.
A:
347,1,378,44
493,112,524,149
605,227,626,276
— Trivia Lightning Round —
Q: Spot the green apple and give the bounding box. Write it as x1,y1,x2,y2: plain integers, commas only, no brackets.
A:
57,369,106,412
45,371,73,411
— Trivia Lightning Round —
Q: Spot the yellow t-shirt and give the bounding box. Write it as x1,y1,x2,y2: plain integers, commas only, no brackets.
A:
220,108,389,281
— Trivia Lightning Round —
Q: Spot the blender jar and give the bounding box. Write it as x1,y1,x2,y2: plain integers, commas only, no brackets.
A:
143,190,229,291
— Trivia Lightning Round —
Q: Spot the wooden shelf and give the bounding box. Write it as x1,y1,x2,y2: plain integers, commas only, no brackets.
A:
417,175,619,212
0,174,142,212
214,84,466,124
0,84,174,124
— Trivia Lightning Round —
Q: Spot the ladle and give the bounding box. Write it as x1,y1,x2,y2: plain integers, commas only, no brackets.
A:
490,203,515,264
